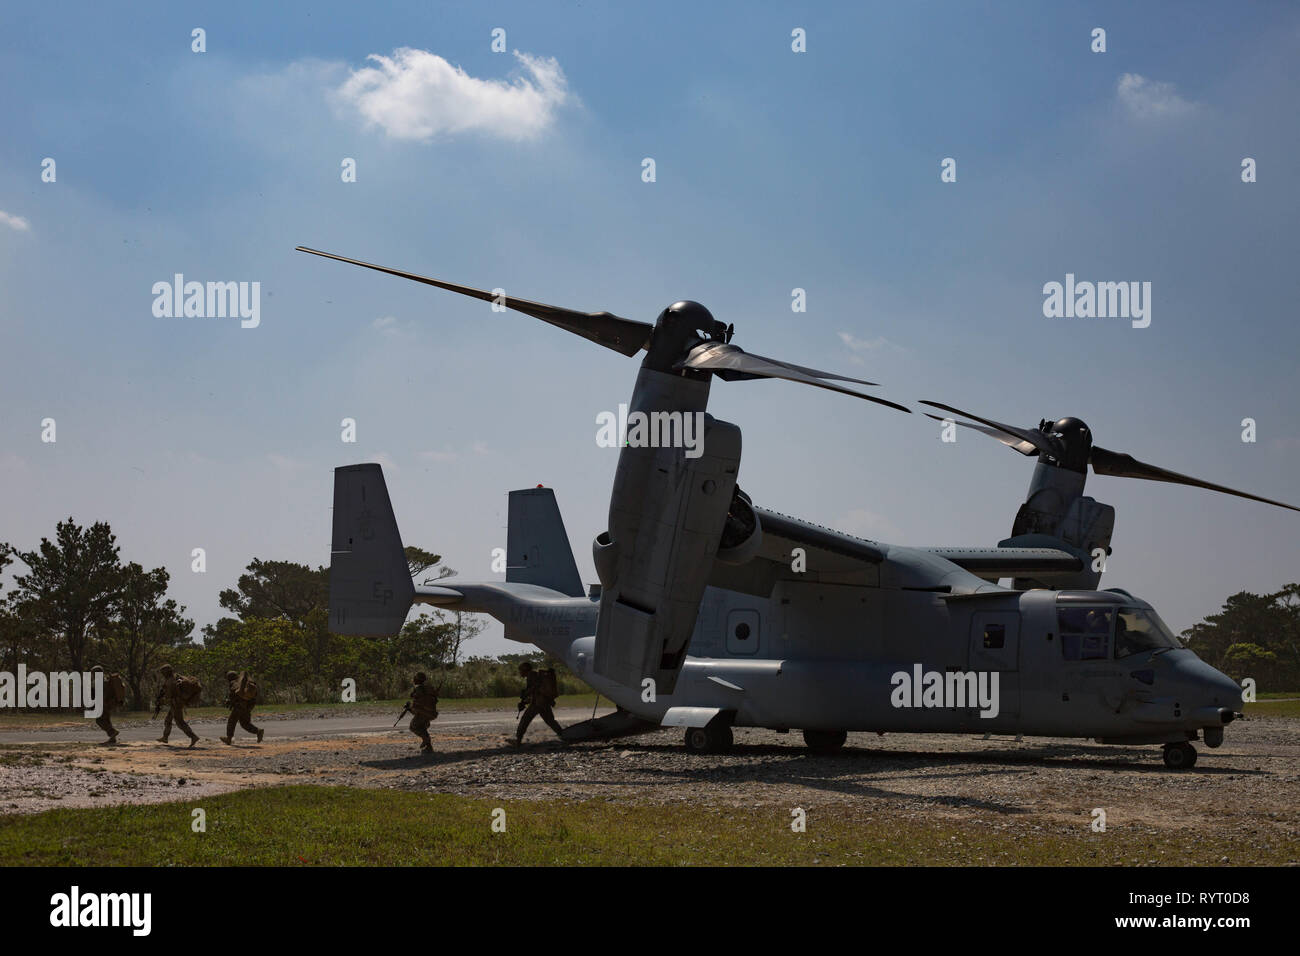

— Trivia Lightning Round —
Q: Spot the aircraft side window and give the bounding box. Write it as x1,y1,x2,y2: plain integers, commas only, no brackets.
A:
982,624,1005,649
1058,607,1113,661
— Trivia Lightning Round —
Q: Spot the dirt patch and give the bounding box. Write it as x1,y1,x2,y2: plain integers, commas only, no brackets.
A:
1,714,1296,862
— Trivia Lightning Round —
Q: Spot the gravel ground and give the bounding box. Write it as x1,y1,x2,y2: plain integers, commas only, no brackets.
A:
1,710,1297,860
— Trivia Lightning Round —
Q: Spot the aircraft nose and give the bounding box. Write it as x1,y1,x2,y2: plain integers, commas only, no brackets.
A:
1173,655,1243,710
1204,668,1245,711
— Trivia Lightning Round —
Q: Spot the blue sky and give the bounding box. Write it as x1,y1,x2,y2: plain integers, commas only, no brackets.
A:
1,1,1297,655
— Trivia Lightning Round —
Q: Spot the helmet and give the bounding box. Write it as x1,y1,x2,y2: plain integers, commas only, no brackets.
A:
159,664,174,676
518,661,533,675
414,672,427,684
226,671,238,681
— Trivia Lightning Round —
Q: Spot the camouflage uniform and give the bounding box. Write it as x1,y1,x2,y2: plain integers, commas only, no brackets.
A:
515,662,563,744
155,664,199,747
220,671,264,744
92,665,125,744
406,672,438,752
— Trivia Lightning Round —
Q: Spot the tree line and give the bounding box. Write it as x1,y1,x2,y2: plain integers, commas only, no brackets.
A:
1180,584,1300,692
0,518,586,711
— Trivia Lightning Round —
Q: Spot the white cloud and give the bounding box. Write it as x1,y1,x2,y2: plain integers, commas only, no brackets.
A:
336,48,570,142
419,447,459,463
1116,73,1197,119
0,210,31,231
837,330,899,365
418,441,491,463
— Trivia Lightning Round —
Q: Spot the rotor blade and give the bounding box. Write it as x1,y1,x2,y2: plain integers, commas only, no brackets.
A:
923,413,1038,455
1090,446,1300,513
918,401,1056,457
679,342,910,413
295,246,652,357
744,351,879,387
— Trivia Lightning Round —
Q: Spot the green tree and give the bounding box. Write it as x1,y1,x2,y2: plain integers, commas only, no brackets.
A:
216,558,328,625
404,547,446,580
104,562,195,710
1220,642,1282,688
9,519,122,673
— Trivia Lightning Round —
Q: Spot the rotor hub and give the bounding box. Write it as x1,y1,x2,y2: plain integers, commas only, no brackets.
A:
646,300,728,372
1040,416,1093,472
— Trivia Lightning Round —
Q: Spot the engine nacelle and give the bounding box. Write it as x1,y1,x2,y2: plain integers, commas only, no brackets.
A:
592,367,742,695
714,486,763,565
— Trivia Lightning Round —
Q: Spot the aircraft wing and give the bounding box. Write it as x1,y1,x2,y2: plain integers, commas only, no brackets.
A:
706,507,886,597
753,508,888,565
920,547,1083,579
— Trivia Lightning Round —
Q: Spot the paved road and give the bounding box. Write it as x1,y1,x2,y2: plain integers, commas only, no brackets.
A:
0,707,612,746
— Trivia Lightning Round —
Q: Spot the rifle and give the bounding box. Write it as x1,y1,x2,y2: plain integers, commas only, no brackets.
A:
394,702,413,727
152,689,165,720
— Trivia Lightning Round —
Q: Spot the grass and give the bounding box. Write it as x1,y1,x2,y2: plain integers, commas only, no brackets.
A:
0,694,605,729
0,785,1292,866
1243,698,1300,718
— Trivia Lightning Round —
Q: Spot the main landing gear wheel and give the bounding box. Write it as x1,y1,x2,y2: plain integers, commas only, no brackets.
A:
803,729,848,753
1162,742,1197,769
684,724,733,754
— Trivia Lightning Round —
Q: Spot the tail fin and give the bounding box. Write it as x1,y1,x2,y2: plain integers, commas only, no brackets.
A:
506,487,584,597
330,463,415,635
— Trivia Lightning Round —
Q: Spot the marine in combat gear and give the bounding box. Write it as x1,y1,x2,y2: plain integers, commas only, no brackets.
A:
514,661,563,745
220,670,264,745
405,672,439,753
92,665,127,745
153,663,201,747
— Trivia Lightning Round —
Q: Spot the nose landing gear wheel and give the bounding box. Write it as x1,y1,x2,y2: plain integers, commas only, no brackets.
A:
684,724,733,754
803,729,848,753
1162,741,1197,769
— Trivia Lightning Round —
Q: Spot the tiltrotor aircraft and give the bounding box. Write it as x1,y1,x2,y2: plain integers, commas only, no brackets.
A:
298,246,1298,770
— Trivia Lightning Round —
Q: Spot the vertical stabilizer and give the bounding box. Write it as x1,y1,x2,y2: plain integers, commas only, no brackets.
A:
506,487,584,597
330,463,415,635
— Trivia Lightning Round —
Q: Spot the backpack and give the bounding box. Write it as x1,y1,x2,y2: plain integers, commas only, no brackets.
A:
107,673,127,707
539,668,558,704
233,671,258,702
178,676,203,705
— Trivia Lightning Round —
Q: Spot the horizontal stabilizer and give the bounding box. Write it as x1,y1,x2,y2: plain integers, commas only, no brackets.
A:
414,585,463,606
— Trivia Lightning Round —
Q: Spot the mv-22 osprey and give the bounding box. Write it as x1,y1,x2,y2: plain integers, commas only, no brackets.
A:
298,246,1298,770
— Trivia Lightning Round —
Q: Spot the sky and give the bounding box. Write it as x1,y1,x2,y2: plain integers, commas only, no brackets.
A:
1,1,1297,656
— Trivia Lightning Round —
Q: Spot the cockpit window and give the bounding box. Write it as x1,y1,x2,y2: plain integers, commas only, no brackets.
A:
1058,607,1112,661
1115,608,1184,659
